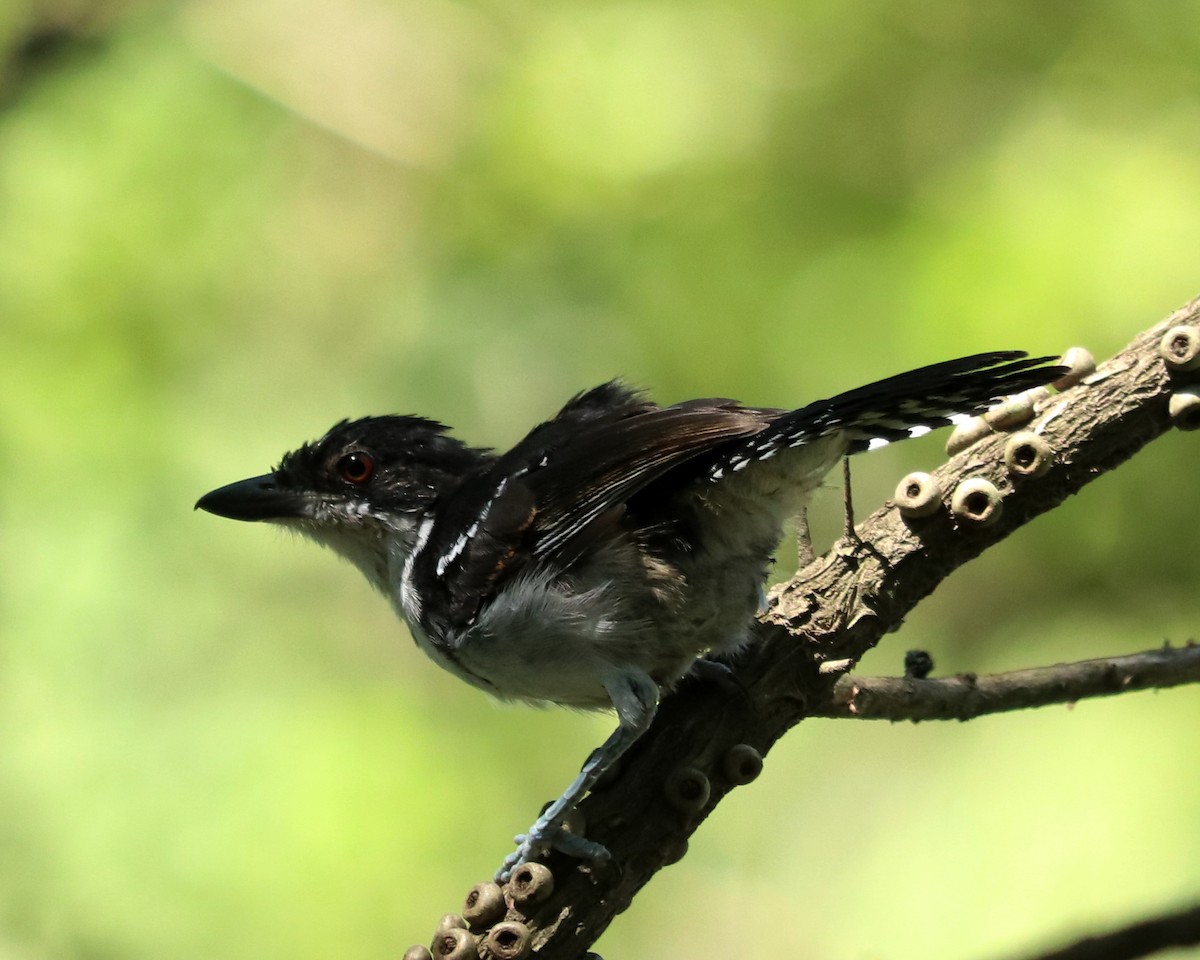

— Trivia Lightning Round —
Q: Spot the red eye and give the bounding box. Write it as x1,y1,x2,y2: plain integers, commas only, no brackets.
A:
337,452,375,484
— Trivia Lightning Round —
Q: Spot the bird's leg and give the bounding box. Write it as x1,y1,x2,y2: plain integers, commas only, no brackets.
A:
496,670,659,882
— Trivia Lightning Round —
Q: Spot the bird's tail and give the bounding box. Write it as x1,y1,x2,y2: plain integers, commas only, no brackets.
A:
705,352,1066,481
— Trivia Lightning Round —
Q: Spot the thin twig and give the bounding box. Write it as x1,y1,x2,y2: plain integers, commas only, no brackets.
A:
816,643,1200,721
841,455,855,536
1009,901,1200,960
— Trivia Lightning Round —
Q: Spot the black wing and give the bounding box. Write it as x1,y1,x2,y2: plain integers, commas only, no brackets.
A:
413,381,771,636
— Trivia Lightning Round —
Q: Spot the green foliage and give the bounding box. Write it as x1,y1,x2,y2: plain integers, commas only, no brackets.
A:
1,3,1198,958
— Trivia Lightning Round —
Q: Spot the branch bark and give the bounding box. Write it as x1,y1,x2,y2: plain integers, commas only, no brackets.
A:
816,643,1200,721
422,298,1200,959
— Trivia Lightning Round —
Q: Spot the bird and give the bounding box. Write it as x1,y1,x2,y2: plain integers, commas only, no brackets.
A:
196,351,1063,881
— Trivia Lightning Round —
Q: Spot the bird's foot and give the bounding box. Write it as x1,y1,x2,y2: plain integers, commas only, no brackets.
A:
495,815,611,882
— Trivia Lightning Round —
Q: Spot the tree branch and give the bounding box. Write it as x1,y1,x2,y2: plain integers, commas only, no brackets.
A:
815,643,1200,721
415,298,1200,959
1010,901,1200,960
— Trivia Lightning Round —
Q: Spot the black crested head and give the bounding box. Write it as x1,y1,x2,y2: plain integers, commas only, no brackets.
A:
274,415,491,514
196,415,491,525
198,414,492,588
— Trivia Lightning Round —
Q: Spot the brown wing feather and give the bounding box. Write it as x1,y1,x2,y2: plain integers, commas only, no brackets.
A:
526,403,771,558
424,389,774,634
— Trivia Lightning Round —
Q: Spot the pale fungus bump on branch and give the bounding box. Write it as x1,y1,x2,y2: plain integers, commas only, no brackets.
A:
430,923,475,960
1168,389,1200,431
893,471,943,519
507,862,554,908
950,477,1003,527
1157,324,1200,431
1159,325,1200,372
483,921,534,960
1053,346,1096,388
945,414,994,456
410,867,554,960
462,881,506,930
1004,431,1054,478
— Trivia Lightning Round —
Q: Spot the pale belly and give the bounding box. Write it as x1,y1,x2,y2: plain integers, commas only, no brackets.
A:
397,542,772,710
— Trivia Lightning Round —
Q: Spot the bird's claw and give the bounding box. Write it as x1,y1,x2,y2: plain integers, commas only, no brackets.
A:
495,823,611,882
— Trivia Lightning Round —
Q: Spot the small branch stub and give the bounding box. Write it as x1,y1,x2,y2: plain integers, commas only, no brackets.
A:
984,394,1036,430
463,881,506,930
950,477,1003,526
1053,346,1096,388
1159,325,1200,372
507,862,554,908
1004,431,1054,478
945,415,993,456
1168,389,1200,431
665,766,712,814
435,914,468,935
722,744,764,785
894,471,943,519
483,921,533,960
661,835,689,866
431,926,477,960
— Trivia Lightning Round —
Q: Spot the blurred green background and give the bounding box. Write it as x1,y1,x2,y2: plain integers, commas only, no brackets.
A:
1,1,1198,958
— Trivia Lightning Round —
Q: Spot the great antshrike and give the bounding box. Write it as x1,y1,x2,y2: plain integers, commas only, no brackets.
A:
197,352,1062,880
